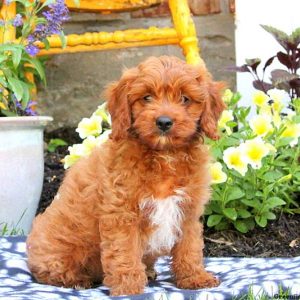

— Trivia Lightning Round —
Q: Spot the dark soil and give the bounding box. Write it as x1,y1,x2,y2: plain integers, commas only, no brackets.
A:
38,127,300,258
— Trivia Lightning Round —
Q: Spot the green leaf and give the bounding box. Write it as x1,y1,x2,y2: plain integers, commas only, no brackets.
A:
209,201,223,214
59,31,67,49
12,48,22,69
255,215,268,227
211,147,222,160
22,56,46,83
22,22,31,37
292,115,300,124
19,81,30,108
261,170,283,182
47,138,68,153
7,77,24,101
215,220,230,231
264,211,277,220
294,172,300,180
204,206,212,215
0,55,7,64
207,214,223,227
276,137,294,147
223,208,237,220
261,25,290,51
241,198,262,209
237,209,252,219
226,186,245,202
42,38,51,51
263,183,275,198
0,44,24,53
266,197,286,209
234,220,249,233
223,136,240,147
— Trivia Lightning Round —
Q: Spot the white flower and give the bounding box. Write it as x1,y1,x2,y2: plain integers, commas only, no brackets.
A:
266,88,287,113
249,114,273,137
63,144,85,169
218,110,234,135
210,162,227,184
252,91,269,107
96,129,111,144
240,137,270,169
76,115,103,139
281,122,300,147
93,102,111,125
223,146,248,176
222,89,233,104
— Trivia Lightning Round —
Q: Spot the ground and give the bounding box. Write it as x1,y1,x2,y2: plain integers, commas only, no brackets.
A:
38,128,300,258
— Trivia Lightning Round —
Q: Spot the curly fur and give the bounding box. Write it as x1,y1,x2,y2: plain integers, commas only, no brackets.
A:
26,56,225,296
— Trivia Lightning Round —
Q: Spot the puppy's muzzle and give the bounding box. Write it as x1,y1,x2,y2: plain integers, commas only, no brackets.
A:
156,116,173,132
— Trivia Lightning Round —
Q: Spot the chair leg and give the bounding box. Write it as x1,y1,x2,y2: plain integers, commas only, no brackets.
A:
168,0,205,67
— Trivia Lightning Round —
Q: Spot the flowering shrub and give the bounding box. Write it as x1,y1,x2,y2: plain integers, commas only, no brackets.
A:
0,0,69,116
64,88,300,233
207,89,300,233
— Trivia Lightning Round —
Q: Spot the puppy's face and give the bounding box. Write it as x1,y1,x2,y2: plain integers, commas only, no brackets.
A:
107,56,225,150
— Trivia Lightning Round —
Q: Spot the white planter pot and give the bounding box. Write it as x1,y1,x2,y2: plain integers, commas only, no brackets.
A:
0,116,53,234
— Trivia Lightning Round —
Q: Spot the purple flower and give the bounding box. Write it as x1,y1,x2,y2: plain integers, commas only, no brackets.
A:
26,0,69,56
12,14,23,27
15,99,38,116
25,44,40,56
0,20,5,27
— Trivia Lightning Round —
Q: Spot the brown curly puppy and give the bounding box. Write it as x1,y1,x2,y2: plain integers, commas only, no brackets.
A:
26,56,225,296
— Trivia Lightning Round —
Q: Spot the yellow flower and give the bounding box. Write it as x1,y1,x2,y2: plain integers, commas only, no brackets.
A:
253,91,269,107
76,115,103,139
240,137,270,169
222,89,233,104
218,110,234,135
210,162,227,184
223,146,248,176
249,114,273,137
281,122,300,147
93,102,111,125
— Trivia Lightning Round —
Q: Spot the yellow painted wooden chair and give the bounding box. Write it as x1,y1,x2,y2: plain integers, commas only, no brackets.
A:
0,0,204,97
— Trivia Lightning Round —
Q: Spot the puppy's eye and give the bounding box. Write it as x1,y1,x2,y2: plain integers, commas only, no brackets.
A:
181,95,190,104
143,95,153,102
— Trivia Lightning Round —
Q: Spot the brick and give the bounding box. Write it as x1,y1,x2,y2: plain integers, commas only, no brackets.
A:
189,0,221,16
131,0,170,18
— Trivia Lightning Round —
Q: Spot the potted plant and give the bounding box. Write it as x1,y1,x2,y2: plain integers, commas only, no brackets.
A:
0,0,69,234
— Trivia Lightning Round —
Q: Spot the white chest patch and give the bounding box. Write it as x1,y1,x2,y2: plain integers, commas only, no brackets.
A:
140,190,185,254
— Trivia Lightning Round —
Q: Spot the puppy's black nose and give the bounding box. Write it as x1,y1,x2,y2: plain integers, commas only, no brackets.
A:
156,116,173,132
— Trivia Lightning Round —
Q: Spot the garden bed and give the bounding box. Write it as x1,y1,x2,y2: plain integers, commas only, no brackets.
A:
38,127,300,258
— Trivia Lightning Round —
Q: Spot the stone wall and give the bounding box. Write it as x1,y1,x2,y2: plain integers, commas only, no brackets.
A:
37,1,236,130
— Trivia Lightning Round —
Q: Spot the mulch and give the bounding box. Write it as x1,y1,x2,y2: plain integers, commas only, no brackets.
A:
38,127,300,258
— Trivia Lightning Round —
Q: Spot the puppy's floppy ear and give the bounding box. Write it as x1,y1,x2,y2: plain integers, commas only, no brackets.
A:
106,68,138,141
200,79,226,140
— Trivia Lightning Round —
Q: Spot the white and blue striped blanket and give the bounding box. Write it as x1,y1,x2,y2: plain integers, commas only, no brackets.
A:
1,236,300,300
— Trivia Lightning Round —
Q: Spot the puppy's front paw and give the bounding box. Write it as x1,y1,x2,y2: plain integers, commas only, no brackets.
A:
176,271,219,289
107,270,147,296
